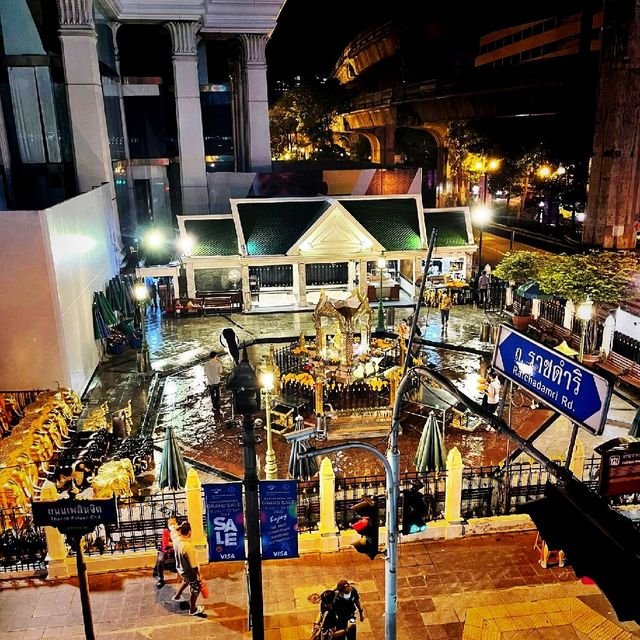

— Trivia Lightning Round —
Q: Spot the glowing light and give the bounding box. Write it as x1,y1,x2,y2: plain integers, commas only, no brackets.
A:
377,256,387,269
556,165,566,176
538,165,552,178
576,299,593,321
488,159,500,171
260,370,274,391
473,160,483,171
144,229,164,248
134,281,147,302
179,235,195,256
472,206,492,226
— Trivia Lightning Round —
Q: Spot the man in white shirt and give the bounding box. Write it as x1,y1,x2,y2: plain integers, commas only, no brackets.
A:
483,371,501,415
203,352,224,409
168,518,205,617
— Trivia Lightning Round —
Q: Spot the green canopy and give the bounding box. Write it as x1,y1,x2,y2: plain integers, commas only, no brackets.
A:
158,425,188,490
515,281,552,300
414,412,447,473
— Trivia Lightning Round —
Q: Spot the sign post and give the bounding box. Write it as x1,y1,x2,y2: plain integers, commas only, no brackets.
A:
32,498,118,640
492,324,612,435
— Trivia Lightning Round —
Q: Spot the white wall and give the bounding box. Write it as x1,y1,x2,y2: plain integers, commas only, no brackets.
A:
615,308,640,341
0,211,68,390
46,185,119,392
0,185,119,393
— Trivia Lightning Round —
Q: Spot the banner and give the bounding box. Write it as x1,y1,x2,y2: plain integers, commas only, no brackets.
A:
259,480,299,560
204,483,245,562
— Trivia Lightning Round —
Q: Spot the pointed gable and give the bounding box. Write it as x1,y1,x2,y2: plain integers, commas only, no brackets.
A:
184,218,239,256
338,197,422,251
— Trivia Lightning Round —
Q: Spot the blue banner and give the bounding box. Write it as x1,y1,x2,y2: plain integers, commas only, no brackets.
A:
259,480,299,560
492,324,612,435
204,483,245,562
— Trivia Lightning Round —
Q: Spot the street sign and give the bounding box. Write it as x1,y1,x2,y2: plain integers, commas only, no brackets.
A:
32,498,118,536
204,483,246,562
596,439,640,496
492,324,612,435
259,480,299,560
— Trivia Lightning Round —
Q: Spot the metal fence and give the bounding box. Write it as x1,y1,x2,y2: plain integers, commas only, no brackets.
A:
0,507,47,572
83,491,187,557
612,332,640,364
273,345,305,375
297,478,321,532
539,300,565,327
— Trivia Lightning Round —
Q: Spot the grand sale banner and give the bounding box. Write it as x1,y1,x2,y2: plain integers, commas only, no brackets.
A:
204,483,245,562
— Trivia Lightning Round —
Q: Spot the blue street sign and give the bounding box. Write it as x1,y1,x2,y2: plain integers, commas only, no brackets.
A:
204,483,245,562
492,324,612,435
259,480,299,560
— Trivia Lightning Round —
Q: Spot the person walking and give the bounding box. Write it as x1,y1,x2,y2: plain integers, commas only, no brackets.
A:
153,524,173,588
168,518,206,617
439,292,453,330
312,590,355,640
148,281,158,311
482,371,501,415
334,580,364,640
203,352,224,409
478,272,490,308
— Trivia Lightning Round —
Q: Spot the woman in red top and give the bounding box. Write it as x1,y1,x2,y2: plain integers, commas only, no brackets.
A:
155,527,173,588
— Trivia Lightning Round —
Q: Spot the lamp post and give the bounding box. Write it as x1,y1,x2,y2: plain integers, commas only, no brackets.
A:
473,157,500,205
226,347,264,640
133,280,151,374
471,206,492,271
260,369,278,480
376,256,387,333
576,298,593,364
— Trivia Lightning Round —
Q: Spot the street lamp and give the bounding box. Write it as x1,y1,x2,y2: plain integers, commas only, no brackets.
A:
471,206,492,271
133,280,151,374
473,157,500,205
259,369,278,480
226,346,264,640
576,299,594,364
375,256,387,333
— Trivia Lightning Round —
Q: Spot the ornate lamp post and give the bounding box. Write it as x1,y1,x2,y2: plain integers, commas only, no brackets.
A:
226,347,264,640
576,298,594,364
471,206,492,271
260,368,278,480
133,280,151,374
375,256,387,333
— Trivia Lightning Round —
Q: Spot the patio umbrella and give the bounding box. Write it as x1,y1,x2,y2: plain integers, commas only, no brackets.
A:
515,281,552,300
414,411,447,473
158,425,188,490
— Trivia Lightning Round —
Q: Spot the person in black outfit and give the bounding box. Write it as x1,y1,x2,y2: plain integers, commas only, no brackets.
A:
313,590,354,640
333,580,364,640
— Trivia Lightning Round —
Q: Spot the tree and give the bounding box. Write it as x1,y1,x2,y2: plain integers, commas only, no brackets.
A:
269,79,350,161
537,252,640,353
493,251,547,287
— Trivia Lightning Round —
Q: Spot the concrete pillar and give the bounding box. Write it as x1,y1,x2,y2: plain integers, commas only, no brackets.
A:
39,482,70,578
348,261,357,289
436,144,450,207
241,263,252,311
185,468,208,564
358,260,368,296
185,261,196,298
297,262,307,307
318,458,338,535
57,0,114,198
569,438,586,481
444,447,463,523
229,56,247,172
238,34,271,172
564,300,575,330
109,21,137,234
166,21,209,214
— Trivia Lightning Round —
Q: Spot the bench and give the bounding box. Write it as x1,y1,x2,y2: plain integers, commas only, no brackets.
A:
172,298,203,318
619,363,640,393
595,351,631,378
201,296,232,315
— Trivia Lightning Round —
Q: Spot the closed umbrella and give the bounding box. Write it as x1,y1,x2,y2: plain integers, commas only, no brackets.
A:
158,425,188,490
414,411,447,473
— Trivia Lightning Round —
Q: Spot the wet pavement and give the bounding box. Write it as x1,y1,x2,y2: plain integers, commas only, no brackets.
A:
81,303,637,481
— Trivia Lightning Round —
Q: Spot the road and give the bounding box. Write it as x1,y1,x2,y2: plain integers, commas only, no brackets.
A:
476,229,550,268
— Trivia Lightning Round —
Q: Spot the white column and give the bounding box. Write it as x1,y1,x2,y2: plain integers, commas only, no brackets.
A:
297,262,307,307
166,21,209,214
318,458,338,535
241,263,252,311
185,469,208,564
358,260,368,296
531,298,541,319
238,34,271,172
185,261,196,298
444,447,463,524
564,300,575,330
348,261,357,290
57,0,114,198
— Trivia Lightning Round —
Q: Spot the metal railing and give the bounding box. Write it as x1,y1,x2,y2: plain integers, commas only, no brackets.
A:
539,300,565,327
297,478,320,532
0,507,47,572
273,345,305,375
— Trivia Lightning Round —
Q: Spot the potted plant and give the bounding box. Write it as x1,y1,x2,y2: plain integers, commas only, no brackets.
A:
537,252,639,362
106,328,128,355
493,251,547,330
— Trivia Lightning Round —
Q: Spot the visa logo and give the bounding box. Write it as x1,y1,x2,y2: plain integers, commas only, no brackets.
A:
272,551,288,557
219,554,236,560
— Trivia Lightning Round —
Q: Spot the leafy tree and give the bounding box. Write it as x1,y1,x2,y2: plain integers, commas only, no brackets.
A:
493,250,547,287
269,79,350,160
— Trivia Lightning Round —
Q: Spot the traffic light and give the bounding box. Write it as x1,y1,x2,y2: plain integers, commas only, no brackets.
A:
519,478,640,624
402,488,429,535
351,497,380,560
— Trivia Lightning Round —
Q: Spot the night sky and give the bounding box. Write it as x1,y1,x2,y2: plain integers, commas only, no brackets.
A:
266,0,589,79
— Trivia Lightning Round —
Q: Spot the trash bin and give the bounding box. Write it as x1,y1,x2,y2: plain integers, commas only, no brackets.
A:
491,324,500,344
385,307,396,328
479,320,491,343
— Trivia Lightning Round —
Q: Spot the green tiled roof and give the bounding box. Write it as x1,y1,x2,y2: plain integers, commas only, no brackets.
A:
237,201,327,255
185,219,239,256
339,198,422,251
424,211,470,247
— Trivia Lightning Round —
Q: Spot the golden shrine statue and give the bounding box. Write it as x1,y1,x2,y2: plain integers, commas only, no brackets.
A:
312,289,373,367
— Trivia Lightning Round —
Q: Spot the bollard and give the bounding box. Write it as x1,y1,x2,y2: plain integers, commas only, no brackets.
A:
491,324,500,344
479,320,491,343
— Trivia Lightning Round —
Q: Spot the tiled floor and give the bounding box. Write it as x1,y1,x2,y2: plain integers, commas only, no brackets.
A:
1,532,637,640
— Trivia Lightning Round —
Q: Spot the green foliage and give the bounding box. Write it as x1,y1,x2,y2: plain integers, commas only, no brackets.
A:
493,251,547,286
537,252,639,305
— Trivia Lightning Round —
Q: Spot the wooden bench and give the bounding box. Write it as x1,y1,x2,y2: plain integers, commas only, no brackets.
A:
201,295,232,315
172,298,203,318
619,363,640,393
595,351,631,378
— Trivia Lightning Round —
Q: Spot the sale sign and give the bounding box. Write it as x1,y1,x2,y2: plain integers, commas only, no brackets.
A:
203,483,245,562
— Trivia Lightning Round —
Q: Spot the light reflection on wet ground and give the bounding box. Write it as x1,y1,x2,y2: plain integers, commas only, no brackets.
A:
87,304,635,480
